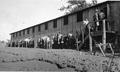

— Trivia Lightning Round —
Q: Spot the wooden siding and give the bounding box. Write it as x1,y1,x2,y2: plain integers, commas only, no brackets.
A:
10,1,120,46
109,2,120,35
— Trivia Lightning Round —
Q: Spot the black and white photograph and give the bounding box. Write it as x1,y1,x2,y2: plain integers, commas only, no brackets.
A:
0,0,120,71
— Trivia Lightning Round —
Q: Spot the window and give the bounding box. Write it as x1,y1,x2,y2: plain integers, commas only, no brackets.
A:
32,27,35,33
64,16,68,25
16,32,18,37
27,29,29,34
53,20,57,28
77,11,83,22
13,34,15,38
38,25,41,32
45,23,48,30
23,30,25,35
118,37,120,44
19,31,21,36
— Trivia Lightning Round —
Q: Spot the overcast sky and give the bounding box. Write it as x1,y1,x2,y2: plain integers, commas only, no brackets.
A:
0,0,106,41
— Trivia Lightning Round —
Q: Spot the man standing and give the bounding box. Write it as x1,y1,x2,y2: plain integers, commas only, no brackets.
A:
93,9,100,31
99,10,105,31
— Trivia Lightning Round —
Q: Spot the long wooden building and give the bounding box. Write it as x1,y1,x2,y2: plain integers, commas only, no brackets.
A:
10,1,120,51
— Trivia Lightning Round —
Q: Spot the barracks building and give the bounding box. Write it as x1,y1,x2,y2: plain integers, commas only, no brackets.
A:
10,1,120,50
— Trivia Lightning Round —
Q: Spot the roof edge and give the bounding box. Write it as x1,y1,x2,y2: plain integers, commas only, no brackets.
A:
10,0,118,34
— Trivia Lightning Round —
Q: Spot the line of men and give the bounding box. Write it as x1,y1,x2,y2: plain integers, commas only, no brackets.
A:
9,39,35,48
9,33,77,50
37,33,76,49
37,36,51,49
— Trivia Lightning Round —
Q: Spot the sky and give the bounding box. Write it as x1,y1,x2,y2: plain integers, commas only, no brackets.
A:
0,0,106,41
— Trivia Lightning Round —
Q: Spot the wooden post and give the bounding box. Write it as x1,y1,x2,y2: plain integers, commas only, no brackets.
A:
25,41,27,48
34,37,38,48
76,38,79,51
98,44,106,56
107,4,110,18
88,25,92,52
26,41,27,48
18,42,19,48
107,3,110,31
102,19,106,51
76,31,79,51
82,29,84,43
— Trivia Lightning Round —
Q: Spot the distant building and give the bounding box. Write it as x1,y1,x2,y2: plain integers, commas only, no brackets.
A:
10,1,120,49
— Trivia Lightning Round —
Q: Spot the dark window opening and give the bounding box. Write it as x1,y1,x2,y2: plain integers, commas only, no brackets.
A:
118,37,120,44
13,34,15,38
38,25,41,32
27,29,29,34
23,30,25,35
16,33,18,37
19,32,21,36
32,27,35,33
77,11,83,22
64,16,68,25
53,20,57,28
45,23,48,30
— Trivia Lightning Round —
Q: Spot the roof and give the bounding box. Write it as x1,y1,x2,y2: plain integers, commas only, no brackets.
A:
10,1,119,35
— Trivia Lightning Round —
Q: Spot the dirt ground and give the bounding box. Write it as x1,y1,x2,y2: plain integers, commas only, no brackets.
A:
0,47,120,72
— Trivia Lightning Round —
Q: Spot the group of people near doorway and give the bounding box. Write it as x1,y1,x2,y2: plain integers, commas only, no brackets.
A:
9,38,35,48
93,9,106,31
9,33,77,50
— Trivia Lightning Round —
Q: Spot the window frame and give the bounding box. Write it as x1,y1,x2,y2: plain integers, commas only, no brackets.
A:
16,32,18,37
13,34,15,38
19,31,21,36
45,23,48,30
53,20,57,28
27,29,30,34
38,25,41,32
32,27,35,33
23,30,25,35
77,11,83,22
64,16,68,25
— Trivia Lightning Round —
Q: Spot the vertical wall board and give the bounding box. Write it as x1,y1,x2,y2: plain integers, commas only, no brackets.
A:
67,15,73,33
57,18,61,30
109,2,120,33
71,14,77,36
49,21,53,31
57,18,62,33
113,2,120,34
41,24,45,34
11,1,120,46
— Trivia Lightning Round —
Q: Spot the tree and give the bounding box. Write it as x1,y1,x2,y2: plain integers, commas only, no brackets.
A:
92,0,97,5
59,0,97,14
